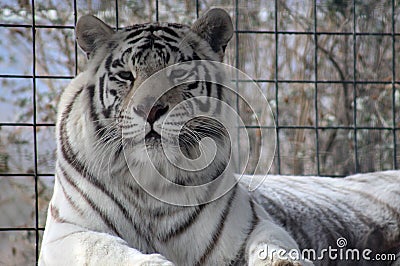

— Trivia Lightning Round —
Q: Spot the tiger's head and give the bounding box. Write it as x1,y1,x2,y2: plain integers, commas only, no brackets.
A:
75,9,235,189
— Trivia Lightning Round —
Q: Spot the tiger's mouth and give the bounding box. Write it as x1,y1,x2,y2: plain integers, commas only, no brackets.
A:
145,130,161,142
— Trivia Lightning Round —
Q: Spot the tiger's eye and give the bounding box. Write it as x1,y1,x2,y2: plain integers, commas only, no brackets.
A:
116,71,134,81
170,69,188,79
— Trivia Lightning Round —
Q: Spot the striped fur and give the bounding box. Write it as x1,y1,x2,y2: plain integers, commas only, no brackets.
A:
39,8,399,266
242,172,400,265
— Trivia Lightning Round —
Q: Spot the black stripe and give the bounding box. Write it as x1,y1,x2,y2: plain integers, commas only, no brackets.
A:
93,64,100,75
59,165,122,236
215,84,223,113
112,58,124,68
88,85,105,138
125,29,146,42
183,91,194,99
120,47,133,62
159,204,207,242
49,204,79,227
87,85,117,142
177,51,186,61
229,199,259,265
315,181,382,230
159,27,180,38
260,187,315,248
57,174,85,217
60,129,147,239
205,74,212,97
103,106,112,119
272,184,355,255
58,86,152,244
127,36,146,45
165,51,170,63
248,199,260,233
132,39,179,56
280,184,349,234
134,50,144,63
257,196,287,227
108,76,120,82
50,204,67,223
59,88,84,167
341,187,400,224
195,187,238,266
135,41,153,52
159,34,179,43
290,189,351,235
124,24,148,32
215,71,224,101
154,40,179,52
119,182,158,217
105,54,113,72
122,181,204,221
187,81,211,112
187,81,200,91
156,48,166,63
99,75,106,108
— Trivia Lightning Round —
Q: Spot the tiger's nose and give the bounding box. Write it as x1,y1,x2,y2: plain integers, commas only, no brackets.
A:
133,104,169,124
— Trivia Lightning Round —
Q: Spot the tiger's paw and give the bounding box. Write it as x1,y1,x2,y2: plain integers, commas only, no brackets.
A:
271,259,305,266
249,258,312,266
132,253,175,266
249,258,309,266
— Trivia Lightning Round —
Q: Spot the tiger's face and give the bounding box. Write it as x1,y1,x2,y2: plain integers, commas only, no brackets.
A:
76,9,234,179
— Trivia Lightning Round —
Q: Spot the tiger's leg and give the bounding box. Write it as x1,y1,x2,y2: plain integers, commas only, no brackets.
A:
39,221,173,266
246,204,313,266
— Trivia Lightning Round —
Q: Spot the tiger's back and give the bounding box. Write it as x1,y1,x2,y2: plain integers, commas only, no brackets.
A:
243,171,400,265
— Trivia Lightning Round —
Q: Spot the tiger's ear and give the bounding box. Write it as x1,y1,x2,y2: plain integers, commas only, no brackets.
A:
76,15,114,57
191,8,233,59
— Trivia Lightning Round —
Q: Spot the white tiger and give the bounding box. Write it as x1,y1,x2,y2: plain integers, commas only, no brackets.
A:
39,8,399,266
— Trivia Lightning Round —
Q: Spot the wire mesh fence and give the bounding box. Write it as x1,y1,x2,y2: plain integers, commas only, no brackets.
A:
0,0,399,264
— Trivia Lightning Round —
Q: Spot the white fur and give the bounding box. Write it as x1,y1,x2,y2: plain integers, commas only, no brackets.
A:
40,11,399,266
